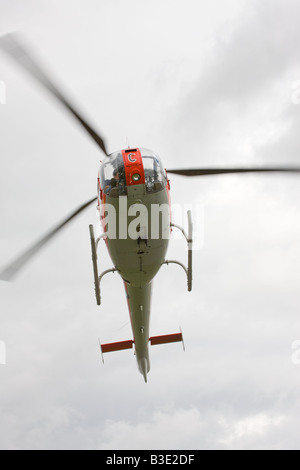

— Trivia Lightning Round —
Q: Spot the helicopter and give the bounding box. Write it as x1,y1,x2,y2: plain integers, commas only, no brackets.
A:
1,33,300,382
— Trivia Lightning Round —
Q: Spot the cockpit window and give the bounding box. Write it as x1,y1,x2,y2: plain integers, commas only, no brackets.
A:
99,148,167,197
140,148,167,193
100,152,126,197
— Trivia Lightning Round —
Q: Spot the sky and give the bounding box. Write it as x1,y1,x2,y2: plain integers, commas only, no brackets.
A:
1,0,300,450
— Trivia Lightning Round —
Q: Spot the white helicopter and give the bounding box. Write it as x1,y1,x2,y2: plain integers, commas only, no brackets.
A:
1,34,300,382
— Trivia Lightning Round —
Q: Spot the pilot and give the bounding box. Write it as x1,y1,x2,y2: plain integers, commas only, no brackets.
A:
112,167,120,182
104,167,121,194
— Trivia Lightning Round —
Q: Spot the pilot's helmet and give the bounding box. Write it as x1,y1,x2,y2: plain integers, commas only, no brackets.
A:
113,167,121,178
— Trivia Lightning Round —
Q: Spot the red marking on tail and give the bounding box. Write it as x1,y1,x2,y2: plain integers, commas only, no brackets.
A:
150,333,183,346
101,340,134,354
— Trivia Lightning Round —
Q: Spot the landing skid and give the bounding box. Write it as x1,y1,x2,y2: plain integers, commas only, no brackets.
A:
89,225,118,305
162,210,193,291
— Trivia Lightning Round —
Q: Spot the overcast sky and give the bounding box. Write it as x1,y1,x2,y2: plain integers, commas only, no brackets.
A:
1,0,300,450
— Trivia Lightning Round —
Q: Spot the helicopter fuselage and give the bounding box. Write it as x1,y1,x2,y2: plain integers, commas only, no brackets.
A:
97,148,172,380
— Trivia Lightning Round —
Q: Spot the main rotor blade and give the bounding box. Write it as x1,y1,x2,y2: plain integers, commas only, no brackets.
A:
0,33,108,155
166,167,300,177
0,196,98,281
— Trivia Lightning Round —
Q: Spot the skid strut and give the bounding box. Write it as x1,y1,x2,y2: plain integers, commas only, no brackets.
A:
163,210,193,292
89,225,118,305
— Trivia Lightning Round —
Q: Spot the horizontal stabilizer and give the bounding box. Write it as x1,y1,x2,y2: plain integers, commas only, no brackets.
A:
150,332,184,348
101,339,134,354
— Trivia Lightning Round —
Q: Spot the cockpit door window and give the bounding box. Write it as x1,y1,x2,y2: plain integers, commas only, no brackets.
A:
99,148,167,197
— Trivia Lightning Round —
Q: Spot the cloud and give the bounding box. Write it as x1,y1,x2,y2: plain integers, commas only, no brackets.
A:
99,407,286,450
219,413,284,448
166,0,300,166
